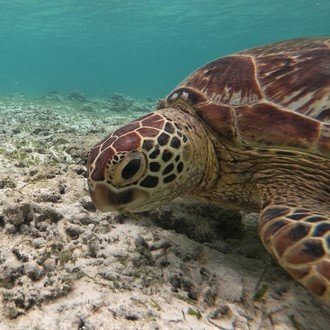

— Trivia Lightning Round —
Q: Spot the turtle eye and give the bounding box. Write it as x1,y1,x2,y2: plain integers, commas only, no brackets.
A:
114,152,146,185
121,158,142,180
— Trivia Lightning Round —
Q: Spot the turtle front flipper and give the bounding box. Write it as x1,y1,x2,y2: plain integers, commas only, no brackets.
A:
258,200,330,301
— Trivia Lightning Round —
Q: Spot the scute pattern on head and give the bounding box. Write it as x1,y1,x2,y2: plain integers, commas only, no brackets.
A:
87,109,215,212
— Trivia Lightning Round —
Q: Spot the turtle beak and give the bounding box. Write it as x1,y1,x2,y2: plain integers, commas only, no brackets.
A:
88,182,148,212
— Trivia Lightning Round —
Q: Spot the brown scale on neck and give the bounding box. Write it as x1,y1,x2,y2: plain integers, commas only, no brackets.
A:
195,134,330,214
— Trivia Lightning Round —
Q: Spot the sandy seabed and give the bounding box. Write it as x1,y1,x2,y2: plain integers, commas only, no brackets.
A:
0,92,329,330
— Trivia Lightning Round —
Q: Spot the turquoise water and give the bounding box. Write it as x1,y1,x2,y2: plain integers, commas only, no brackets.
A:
1,0,329,98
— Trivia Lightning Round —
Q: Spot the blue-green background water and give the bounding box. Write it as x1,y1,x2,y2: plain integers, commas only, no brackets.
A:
1,0,329,99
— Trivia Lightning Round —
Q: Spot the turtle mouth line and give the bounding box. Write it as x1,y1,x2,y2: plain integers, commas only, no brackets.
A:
89,183,147,212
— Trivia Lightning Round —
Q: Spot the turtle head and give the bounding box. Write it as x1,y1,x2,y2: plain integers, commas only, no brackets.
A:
87,109,218,213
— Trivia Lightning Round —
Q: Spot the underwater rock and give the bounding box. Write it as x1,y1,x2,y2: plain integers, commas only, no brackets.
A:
42,91,65,102
24,261,45,281
8,92,27,100
2,272,74,319
80,104,95,112
67,91,88,102
79,197,97,212
132,236,155,267
0,177,17,189
107,93,127,103
33,188,62,203
106,93,134,112
31,237,47,249
65,224,85,240
2,203,34,232
0,262,25,289
65,144,89,165
35,206,63,223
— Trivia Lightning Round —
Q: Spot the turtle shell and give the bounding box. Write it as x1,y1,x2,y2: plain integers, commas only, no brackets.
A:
160,38,330,157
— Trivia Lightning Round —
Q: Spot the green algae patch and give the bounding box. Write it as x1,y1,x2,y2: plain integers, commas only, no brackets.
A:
187,307,202,319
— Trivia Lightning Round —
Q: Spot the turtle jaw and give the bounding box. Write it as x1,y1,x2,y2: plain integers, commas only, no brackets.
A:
89,182,150,212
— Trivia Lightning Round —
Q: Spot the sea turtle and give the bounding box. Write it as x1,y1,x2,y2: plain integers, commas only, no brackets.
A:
87,38,330,300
